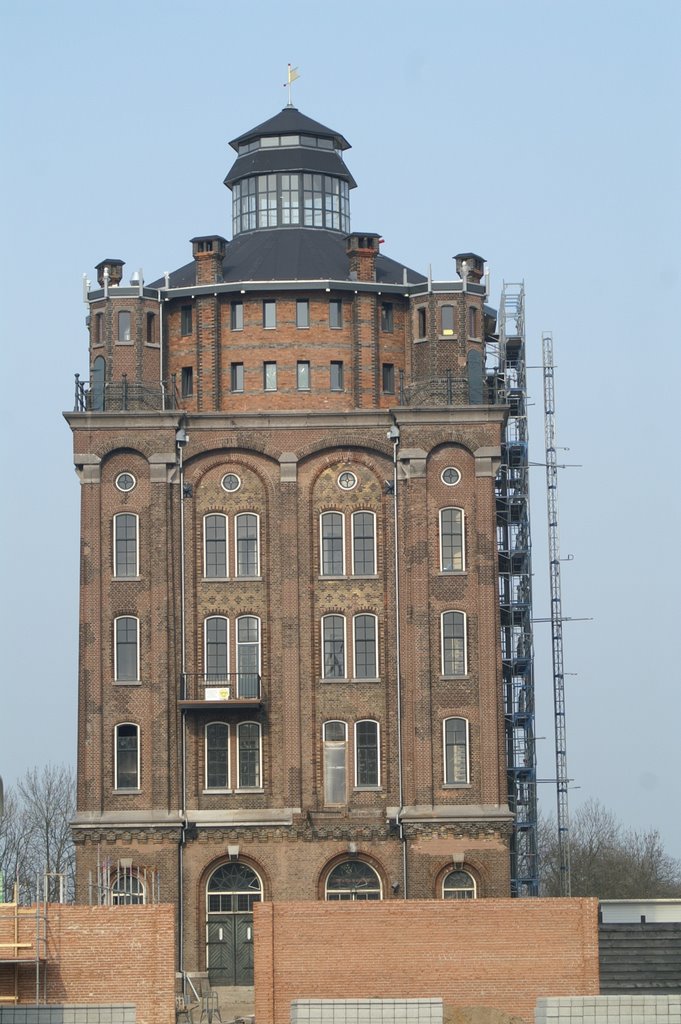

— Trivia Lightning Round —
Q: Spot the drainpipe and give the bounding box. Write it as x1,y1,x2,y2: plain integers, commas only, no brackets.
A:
388,413,407,897
176,423,189,974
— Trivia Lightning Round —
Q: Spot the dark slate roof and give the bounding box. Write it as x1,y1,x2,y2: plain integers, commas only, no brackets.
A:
150,229,426,289
229,107,350,151
225,148,356,189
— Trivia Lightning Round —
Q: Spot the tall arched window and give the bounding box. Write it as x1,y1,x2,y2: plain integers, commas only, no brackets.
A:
235,514,259,577
353,614,378,678
351,511,376,575
439,508,464,572
204,514,227,578
441,611,467,676
205,616,228,681
114,616,139,681
111,872,145,905
320,512,344,575
115,723,139,790
92,355,105,411
323,721,347,805
236,616,260,698
355,720,380,788
443,717,469,785
325,860,382,900
442,869,476,899
114,513,138,577
237,722,261,789
322,615,346,678
205,722,230,790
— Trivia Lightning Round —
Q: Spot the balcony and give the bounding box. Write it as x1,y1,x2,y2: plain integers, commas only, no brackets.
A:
73,374,180,413
179,673,263,710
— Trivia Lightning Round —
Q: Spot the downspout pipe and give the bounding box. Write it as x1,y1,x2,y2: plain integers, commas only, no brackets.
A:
176,423,189,975
388,412,407,897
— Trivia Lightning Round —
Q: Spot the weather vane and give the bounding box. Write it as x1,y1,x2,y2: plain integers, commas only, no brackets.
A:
284,64,300,107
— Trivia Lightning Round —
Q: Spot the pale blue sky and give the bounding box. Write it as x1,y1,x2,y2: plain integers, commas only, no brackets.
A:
1,0,680,859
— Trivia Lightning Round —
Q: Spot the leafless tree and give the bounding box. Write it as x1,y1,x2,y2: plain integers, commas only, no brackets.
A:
0,765,75,903
539,798,681,898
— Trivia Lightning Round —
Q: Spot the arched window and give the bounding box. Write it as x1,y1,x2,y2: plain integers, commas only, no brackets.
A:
443,717,469,785
114,616,139,681
322,615,346,678
204,514,227,578
205,616,228,681
353,614,378,679
111,872,145,905
92,355,106,411
325,860,382,901
114,513,138,577
205,722,230,790
355,720,380,788
442,869,476,899
235,514,259,577
439,508,464,572
236,616,260,698
320,512,344,576
352,511,376,575
323,721,347,805
441,611,467,677
115,723,139,790
237,722,261,789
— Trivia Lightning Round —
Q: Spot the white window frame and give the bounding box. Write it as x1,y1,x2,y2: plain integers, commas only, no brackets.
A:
111,870,146,905
440,610,467,677
443,717,470,786
296,299,310,328
320,511,345,576
442,868,477,899
114,722,140,791
204,615,229,681
236,721,262,790
439,507,465,572
204,721,230,791
235,512,260,577
204,513,228,578
321,614,347,679
351,510,376,576
353,613,378,679
263,300,276,329
323,720,347,806
113,512,139,578
236,614,261,698
354,719,380,789
114,615,140,682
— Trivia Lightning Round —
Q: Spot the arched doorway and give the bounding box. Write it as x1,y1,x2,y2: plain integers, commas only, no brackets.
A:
206,862,262,986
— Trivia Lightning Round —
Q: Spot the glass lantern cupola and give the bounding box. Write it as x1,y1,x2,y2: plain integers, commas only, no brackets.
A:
224,107,356,237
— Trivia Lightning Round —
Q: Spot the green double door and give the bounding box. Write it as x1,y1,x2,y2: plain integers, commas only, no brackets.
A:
206,914,254,986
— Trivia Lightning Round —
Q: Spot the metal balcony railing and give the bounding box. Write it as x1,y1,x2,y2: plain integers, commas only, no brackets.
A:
400,372,504,407
180,673,262,704
73,374,181,413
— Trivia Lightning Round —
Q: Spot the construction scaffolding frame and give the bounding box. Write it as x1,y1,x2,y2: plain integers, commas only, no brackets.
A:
494,282,539,896
0,884,48,1006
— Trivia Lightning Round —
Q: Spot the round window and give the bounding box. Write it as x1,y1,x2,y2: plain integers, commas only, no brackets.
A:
338,471,357,491
221,473,241,493
441,467,461,486
115,472,136,493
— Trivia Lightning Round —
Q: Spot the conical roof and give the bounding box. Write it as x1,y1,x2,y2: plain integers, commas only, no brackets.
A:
229,106,350,152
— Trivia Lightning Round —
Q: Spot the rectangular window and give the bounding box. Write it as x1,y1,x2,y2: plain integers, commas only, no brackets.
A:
205,723,229,790
380,302,394,333
115,724,139,790
204,514,227,578
352,511,375,575
323,721,347,805
231,362,244,392
320,511,344,575
330,360,344,391
236,615,260,698
94,313,103,345
441,304,455,336
146,313,156,345
236,513,259,577
205,616,228,681
296,299,310,328
181,305,193,336
231,301,244,331
329,299,342,329
237,722,261,788
263,361,277,391
297,361,310,390
417,307,427,338
355,720,380,788
444,717,469,785
115,616,139,682
263,300,276,329
468,306,478,338
322,615,346,678
442,611,467,677
118,311,131,343
181,366,193,397
114,514,138,578
353,614,378,678
381,363,395,394
440,508,464,572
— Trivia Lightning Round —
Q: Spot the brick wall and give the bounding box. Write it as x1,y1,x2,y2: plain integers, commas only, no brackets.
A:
254,899,600,1024
0,905,174,1024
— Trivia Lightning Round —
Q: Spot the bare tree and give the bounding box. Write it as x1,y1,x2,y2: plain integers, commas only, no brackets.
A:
539,798,681,898
0,765,75,903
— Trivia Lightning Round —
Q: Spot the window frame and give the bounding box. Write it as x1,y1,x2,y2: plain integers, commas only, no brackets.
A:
353,613,378,679
114,615,140,682
230,301,244,331
329,299,343,329
322,614,346,679
180,305,193,336
230,362,244,392
381,363,395,394
236,614,261,699
330,360,344,391
468,306,478,338
236,721,262,790
296,299,310,328
439,507,465,572
113,513,139,578
351,510,376,576
117,310,132,343
204,615,229,682
417,306,427,339
111,871,145,905
354,719,380,789
380,302,394,333
442,869,477,899
441,610,467,677
262,300,276,329
204,513,228,579
324,859,382,900
205,721,230,791
297,360,311,391
441,304,455,336
443,717,470,786
320,511,345,576
181,366,194,397
263,361,277,391
323,720,347,806
235,512,260,577
114,723,139,791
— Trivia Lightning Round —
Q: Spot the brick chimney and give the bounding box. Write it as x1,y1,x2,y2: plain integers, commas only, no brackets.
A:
95,258,125,288
346,233,381,282
191,236,227,285
454,252,485,285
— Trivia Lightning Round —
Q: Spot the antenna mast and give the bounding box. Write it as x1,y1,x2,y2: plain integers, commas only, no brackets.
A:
542,331,571,896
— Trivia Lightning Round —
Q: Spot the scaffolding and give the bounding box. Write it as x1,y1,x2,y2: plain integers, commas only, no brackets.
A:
494,282,539,896
0,886,48,1006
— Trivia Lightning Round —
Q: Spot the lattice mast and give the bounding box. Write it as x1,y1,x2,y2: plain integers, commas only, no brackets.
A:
542,331,571,896
494,282,538,896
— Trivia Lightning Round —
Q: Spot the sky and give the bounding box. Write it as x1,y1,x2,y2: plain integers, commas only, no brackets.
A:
1,0,680,861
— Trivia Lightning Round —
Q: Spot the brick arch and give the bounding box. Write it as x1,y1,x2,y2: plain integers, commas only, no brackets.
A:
426,440,478,462
433,857,486,899
194,852,271,970
184,448,279,495
316,851,389,901
296,439,393,468
99,444,153,465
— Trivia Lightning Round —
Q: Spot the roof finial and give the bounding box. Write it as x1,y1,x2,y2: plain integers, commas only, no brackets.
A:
283,63,300,107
